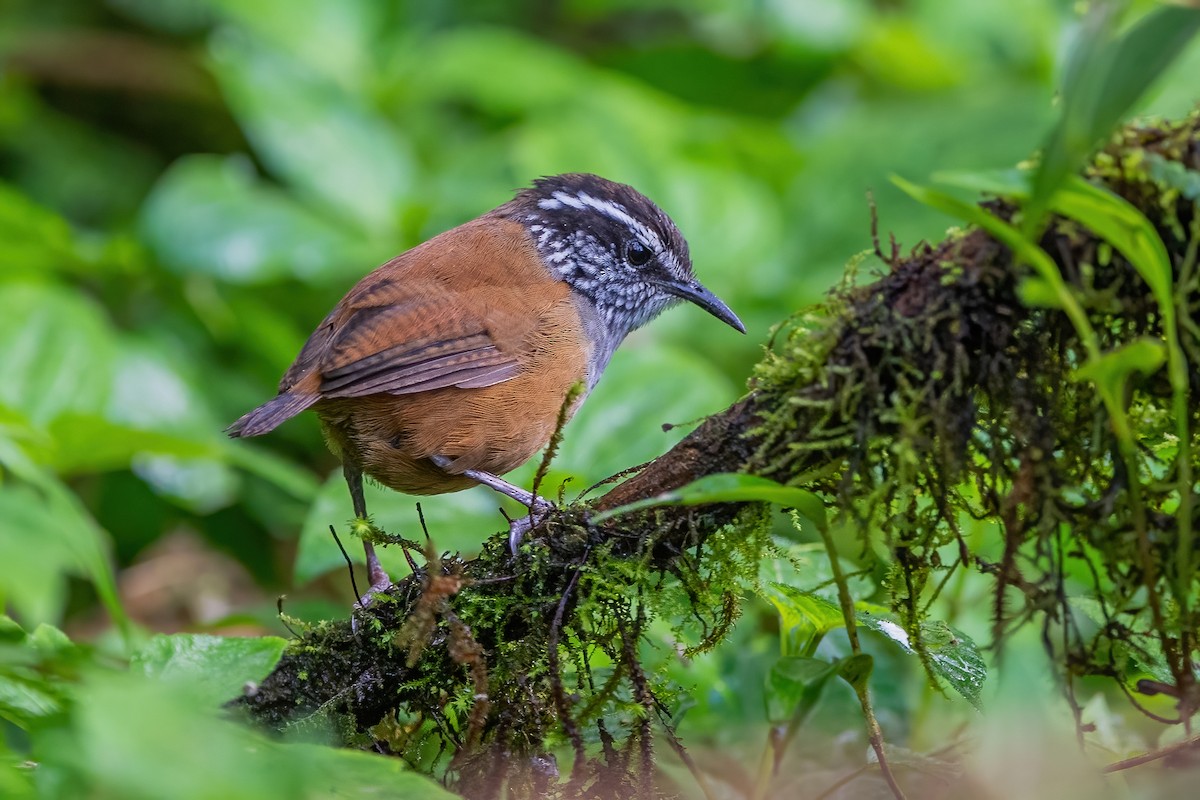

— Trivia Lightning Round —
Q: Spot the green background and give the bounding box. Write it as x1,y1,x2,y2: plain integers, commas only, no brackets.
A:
1,0,1198,796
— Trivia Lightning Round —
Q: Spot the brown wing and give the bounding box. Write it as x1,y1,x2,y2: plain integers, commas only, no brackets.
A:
314,300,522,398
230,216,563,440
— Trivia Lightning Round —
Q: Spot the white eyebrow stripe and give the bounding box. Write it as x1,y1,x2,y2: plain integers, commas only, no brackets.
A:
572,192,664,255
552,191,585,209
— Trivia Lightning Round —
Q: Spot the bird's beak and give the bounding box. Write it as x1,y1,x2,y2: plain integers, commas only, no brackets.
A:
658,278,746,333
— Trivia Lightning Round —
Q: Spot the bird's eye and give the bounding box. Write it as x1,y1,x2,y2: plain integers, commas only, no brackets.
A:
626,240,653,266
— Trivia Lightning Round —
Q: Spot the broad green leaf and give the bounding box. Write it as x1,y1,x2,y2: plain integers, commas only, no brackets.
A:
764,656,837,725
51,671,454,800
206,0,378,87
1073,337,1166,390
0,182,81,278
131,634,288,708
224,444,321,500
46,414,215,475
592,473,826,528
0,284,116,428
0,484,124,631
280,741,458,799
210,36,413,234
139,155,375,285
0,620,82,728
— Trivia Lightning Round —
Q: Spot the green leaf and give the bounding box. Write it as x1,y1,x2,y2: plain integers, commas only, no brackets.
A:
46,414,216,475
1055,176,1174,311
835,652,874,692
224,443,321,500
209,35,413,233
0,621,82,729
1093,7,1200,146
1016,276,1065,309
592,473,826,528
131,634,288,708
764,585,845,657
891,175,1099,361
280,742,459,799
531,343,738,489
930,167,1030,198
1072,337,1166,391
49,670,455,800
1025,4,1200,233
764,656,837,725
0,283,117,427
206,0,379,87
139,155,377,285
0,484,125,631
857,610,986,709
0,182,82,278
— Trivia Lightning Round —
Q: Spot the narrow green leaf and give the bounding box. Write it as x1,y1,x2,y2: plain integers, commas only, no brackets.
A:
1055,176,1174,311
1025,4,1200,234
892,175,1099,361
1095,6,1200,143
1073,337,1166,389
930,167,1030,198
1016,276,1065,309
1025,3,1120,233
591,473,826,529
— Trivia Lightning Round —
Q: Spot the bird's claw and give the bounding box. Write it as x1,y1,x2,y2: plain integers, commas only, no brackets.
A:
509,500,554,555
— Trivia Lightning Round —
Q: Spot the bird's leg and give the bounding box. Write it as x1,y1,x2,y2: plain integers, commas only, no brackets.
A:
343,463,391,594
429,455,554,553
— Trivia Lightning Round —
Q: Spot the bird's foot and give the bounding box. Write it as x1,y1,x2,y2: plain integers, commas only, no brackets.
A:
429,455,556,554
350,536,393,630
508,498,554,554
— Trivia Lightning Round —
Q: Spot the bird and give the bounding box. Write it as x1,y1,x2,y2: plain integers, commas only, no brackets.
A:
228,173,745,595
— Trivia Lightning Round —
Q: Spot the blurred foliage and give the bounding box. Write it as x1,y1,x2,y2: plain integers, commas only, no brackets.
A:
0,0,1198,797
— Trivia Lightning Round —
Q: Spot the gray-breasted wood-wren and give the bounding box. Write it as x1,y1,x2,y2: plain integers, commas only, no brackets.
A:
229,173,744,592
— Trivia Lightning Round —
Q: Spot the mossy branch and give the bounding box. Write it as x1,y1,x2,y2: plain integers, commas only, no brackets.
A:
235,111,1200,797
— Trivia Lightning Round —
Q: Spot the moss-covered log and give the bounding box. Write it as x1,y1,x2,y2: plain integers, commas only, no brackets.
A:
236,111,1200,797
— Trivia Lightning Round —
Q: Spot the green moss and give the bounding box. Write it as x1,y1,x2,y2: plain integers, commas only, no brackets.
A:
749,111,1200,715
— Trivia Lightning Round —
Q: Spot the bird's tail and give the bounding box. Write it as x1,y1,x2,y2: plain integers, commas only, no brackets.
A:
226,392,318,438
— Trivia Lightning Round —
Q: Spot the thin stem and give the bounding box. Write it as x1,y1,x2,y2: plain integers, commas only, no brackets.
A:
818,524,907,800
1102,733,1200,772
